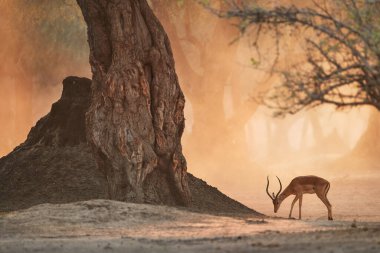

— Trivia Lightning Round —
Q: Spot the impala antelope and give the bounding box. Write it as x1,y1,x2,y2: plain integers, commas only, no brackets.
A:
266,175,333,220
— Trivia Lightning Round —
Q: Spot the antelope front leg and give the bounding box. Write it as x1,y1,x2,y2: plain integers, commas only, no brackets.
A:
298,194,303,219
289,195,299,219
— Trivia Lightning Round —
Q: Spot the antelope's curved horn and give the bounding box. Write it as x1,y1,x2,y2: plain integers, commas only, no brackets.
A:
266,176,274,200
275,176,283,199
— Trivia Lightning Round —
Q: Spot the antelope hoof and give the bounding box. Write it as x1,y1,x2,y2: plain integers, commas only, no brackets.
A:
328,217,333,221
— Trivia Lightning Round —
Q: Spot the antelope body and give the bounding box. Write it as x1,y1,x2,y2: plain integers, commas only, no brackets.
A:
266,175,333,220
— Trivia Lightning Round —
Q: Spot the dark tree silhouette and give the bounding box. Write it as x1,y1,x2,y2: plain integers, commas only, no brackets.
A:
206,0,380,116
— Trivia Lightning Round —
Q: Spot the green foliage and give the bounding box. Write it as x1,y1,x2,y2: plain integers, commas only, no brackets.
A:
250,57,260,67
1,0,88,86
176,0,185,7
199,0,210,6
14,0,87,56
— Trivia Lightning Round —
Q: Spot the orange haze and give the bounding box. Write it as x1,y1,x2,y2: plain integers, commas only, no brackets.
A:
1,0,380,219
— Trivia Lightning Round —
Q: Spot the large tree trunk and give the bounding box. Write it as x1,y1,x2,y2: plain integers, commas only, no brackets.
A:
76,0,190,205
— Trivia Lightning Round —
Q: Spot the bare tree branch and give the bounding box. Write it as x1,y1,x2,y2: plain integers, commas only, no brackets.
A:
200,0,380,116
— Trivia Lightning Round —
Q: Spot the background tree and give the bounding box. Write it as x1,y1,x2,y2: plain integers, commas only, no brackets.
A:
207,0,380,116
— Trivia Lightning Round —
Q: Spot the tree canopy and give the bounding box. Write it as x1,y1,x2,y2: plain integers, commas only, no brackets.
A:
205,0,380,116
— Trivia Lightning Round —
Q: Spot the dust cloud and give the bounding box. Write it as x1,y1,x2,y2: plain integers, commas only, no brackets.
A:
1,0,379,219
157,0,380,219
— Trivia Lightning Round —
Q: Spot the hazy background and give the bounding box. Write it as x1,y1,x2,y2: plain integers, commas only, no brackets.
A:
1,0,379,220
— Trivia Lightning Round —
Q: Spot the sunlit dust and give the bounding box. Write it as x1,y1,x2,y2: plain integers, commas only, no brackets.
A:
0,0,90,155
1,0,380,222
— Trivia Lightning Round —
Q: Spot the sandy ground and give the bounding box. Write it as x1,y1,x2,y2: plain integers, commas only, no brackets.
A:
1,199,380,253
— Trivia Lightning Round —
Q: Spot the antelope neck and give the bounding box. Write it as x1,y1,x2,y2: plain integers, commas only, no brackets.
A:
279,187,292,200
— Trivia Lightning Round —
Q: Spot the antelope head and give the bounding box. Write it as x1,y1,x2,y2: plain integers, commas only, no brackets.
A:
266,176,283,213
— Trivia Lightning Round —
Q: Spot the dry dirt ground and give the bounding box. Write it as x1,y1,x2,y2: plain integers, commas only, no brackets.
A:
1,199,380,253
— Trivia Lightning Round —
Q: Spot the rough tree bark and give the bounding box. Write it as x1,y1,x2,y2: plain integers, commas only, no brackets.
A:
76,0,191,205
